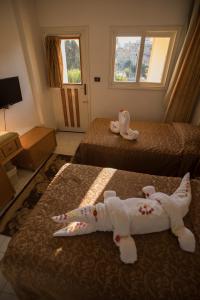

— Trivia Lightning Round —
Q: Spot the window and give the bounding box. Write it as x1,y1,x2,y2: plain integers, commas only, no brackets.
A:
111,29,177,88
60,38,82,84
114,36,141,82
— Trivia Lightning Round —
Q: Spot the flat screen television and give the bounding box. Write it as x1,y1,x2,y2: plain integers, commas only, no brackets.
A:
0,76,22,109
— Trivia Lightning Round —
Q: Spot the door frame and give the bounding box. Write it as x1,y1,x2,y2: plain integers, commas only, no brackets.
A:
41,26,91,131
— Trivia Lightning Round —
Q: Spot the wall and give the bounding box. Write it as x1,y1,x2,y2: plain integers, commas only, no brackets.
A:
0,0,40,134
12,0,56,129
36,0,192,123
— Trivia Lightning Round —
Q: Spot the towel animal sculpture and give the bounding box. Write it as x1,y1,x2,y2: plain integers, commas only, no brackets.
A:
52,173,195,264
110,110,139,140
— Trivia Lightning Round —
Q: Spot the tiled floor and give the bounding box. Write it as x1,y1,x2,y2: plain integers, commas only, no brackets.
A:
0,131,85,299
55,131,85,155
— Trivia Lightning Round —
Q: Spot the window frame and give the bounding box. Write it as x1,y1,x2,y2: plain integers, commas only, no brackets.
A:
109,26,180,90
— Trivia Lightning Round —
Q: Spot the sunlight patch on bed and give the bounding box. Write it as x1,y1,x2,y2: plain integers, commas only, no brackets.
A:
79,168,117,207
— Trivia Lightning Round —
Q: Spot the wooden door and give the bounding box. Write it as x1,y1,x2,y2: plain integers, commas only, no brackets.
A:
57,34,89,131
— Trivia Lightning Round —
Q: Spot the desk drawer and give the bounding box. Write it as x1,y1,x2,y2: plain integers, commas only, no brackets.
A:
2,140,18,157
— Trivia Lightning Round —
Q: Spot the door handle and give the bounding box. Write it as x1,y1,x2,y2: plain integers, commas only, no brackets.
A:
84,83,87,95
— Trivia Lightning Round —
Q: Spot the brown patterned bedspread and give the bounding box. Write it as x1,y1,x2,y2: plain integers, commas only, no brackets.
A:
73,118,200,177
1,163,200,300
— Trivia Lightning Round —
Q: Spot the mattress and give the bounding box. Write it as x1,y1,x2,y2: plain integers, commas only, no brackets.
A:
1,163,200,300
73,118,200,177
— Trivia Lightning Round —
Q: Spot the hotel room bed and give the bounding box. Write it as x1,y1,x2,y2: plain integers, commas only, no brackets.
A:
73,118,200,177
1,163,200,300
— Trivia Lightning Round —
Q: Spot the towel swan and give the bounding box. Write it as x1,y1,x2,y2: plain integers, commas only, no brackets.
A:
52,173,195,264
110,110,139,140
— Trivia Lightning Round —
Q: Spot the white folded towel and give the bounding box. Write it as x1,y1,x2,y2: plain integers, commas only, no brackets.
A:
110,120,120,133
110,110,139,140
52,173,195,264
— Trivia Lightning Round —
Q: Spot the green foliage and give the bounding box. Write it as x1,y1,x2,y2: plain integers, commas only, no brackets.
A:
65,40,80,70
141,64,148,79
115,73,128,82
67,69,81,83
123,60,136,75
124,67,130,78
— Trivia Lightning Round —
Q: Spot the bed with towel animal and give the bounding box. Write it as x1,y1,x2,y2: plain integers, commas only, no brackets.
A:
73,111,200,177
1,162,200,300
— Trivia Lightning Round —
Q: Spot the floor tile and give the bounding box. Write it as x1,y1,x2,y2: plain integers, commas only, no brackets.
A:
55,132,85,155
14,169,34,197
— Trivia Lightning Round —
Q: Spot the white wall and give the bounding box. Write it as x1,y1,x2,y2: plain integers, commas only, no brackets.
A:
36,0,192,122
12,0,56,129
0,0,40,134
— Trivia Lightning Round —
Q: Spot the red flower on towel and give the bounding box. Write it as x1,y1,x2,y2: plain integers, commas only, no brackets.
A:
115,235,120,243
93,209,98,222
138,204,154,215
